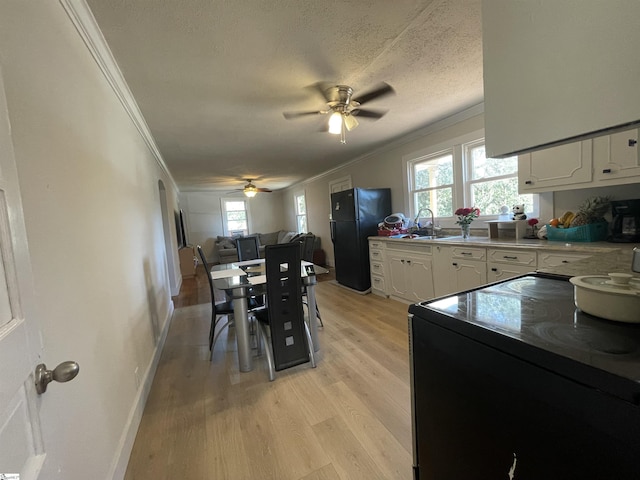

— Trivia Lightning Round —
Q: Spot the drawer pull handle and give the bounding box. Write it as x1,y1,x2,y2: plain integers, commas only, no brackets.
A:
525,180,533,185
629,139,637,147
602,168,612,174
452,262,458,266
503,255,518,260
562,260,569,263
406,260,412,264
491,267,498,272
460,252,473,256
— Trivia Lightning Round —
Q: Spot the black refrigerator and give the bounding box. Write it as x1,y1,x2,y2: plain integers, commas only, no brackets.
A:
330,188,391,292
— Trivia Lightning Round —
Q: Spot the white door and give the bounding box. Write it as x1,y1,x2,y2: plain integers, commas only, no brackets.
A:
329,175,352,194
0,66,51,480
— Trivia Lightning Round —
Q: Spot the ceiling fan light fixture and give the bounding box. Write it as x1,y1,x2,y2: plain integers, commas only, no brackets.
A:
328,111,343,134
243,185,258,197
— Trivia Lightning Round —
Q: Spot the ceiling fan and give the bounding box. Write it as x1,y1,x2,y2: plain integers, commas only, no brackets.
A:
236,179,272,198
283,82,395,144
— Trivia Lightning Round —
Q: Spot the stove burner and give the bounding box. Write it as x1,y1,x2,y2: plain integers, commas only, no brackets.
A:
532,322,639,355
497,276,569,299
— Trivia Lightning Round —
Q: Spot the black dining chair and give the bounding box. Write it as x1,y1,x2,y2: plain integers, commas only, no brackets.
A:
235,235,266,309
298,233,323,326
236,235,260,261
254,243,316,381
196,245,235,359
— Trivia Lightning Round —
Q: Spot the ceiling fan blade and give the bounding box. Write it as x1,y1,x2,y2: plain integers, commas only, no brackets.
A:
283,110,324,120
256,187,272,193
343,114,359,131
352,82,395,106
351,108,387,119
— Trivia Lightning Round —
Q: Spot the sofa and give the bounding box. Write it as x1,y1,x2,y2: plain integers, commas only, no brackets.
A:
215,230,303,264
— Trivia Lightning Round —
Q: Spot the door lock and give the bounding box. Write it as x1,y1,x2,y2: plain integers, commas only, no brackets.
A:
35,361,80,394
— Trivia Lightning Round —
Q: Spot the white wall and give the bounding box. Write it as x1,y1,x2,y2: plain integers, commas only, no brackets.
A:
179,190,285,262
554,184,640,222
0,3,178,479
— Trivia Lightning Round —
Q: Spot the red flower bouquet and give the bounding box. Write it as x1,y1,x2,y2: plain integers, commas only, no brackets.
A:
455,207,480,226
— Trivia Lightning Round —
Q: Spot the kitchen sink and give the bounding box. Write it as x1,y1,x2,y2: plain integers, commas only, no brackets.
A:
395,234,448,240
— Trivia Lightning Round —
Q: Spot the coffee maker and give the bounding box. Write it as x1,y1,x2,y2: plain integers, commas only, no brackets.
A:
610,199,640,242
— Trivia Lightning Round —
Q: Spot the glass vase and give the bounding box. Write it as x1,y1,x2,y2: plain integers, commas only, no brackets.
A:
461,223,471,239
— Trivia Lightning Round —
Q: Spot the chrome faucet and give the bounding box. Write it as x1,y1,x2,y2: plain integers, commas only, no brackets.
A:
414,208,435,236
425,208,435,237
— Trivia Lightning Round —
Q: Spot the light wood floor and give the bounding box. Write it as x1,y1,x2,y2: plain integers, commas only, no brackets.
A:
124,266,413,480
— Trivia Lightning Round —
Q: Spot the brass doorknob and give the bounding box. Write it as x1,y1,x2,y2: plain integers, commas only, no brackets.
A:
35,361,80,394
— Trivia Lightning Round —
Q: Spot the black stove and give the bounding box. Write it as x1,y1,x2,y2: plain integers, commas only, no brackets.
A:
408,273,640,479
414,274,640,401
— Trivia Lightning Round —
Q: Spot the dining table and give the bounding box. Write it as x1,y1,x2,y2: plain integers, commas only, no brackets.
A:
211,258,328,372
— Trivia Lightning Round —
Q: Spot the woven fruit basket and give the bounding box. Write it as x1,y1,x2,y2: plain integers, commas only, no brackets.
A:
545,221,608,242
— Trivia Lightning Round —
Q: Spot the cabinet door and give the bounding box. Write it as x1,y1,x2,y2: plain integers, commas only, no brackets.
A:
406,254,435,302
387,253,409,298
487,263,535,283
593,128,640,183
452,259,487,292
433,245,455,297
518,140,592,192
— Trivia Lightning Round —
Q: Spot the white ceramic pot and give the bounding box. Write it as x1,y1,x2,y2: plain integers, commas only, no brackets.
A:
569,274,640,323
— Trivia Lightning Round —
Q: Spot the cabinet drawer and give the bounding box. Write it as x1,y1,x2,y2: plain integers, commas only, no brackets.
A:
369,248,384,261
451,246,486,261
369,239,385,250
371,275,386,296
370,260,385,276
487,262,535,283
538,252,591,268
488,249,537,267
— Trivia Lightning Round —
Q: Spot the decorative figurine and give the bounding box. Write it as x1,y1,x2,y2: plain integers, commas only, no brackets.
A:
512,204,527,221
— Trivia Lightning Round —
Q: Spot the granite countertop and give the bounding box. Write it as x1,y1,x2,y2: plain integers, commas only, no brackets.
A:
372,234,623,254
537,247,637,276
371,234,639,276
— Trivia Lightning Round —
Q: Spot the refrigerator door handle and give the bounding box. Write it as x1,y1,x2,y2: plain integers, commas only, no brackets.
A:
330,221,336,244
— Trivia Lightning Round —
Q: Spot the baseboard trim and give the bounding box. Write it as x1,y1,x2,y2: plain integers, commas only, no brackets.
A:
332,280,371,295
108,300,175,480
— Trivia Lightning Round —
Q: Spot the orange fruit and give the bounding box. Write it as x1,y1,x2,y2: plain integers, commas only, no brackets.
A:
549,218,560,227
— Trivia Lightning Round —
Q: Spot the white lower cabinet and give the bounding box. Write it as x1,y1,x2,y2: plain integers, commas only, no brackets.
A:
433,245,487,297
370,238,596,301
487,263,535,283
487,248,537,283
386,244,434,303
538,251,591,268
369,239,387,297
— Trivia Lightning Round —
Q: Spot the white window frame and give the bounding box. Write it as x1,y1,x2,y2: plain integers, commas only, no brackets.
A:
294,191,307,234
404,130,539,228
462,138,538,219
221,198,249,236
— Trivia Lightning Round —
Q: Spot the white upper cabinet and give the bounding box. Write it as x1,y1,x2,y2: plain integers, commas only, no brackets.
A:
518,140,592,193
593,128,640,184
482,1,640,158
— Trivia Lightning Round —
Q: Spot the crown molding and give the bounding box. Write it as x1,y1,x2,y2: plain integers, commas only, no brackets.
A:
58,0,178,192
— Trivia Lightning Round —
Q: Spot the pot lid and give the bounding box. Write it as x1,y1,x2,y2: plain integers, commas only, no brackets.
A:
384,213,406,225
569,274,640,296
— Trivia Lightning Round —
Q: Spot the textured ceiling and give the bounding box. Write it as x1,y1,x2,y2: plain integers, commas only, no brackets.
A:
85,0,483,192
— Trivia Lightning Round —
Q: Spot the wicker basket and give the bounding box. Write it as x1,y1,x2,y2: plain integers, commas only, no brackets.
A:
545,221,608,242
